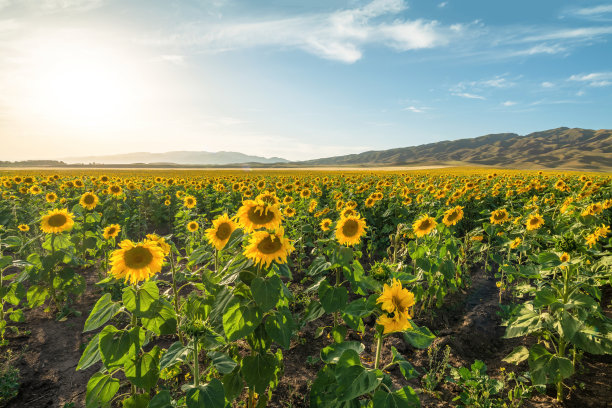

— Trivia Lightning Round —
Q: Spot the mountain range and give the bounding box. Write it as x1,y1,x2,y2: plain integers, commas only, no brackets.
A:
62,151,289,165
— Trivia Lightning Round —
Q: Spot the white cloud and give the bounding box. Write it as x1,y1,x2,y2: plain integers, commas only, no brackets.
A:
142,0,455,63
438,2,448,8
160,55,185,65
521,26,612,42
403,105,430,113
502,101,516,106
573,5,612,16
541,81,555,88
452,92,485,100
568,72,612,87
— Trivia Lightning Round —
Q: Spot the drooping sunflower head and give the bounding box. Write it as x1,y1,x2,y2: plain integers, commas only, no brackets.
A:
187,221,199,232
340,207,359,219
205,214,238,251
412,214,437,238
256,192,280,206
103,224,121,240
525,214,544,231
236,199,283,232
377,278,415,315
377,310,411,334
109,240,165,285
145,234,171,256
184,195,197,209
510,237,522,249
18,224,30,232
320,218,332,232
442,206,464,227
40,208,75,234
243,228,294,268
80,192,99,210
335,215,367,246
490,209,509,224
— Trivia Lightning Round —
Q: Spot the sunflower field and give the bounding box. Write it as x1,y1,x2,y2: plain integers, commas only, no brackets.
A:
0,168,610,408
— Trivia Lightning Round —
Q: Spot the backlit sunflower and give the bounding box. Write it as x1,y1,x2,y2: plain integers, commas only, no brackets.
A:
412,214,437,238
187,221,199,232
80,192,99,210
442,206,464,227
525,214,544,231
243,228,294,268
184,195,197,209
109,240,165,285
40,208,74,234
320,218,332,231
103,224,121,240
377,310,411,334
145,234,171,256
335,215,367,246
490,209,509,224
206,214,238,250
377,278,415,315
236,200,283,232
18,224,29,232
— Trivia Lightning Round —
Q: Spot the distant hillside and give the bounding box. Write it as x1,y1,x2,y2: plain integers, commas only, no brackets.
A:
62,151,289,165
296,128,612,171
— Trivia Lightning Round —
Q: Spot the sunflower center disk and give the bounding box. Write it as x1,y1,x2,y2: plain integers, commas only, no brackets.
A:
216,223,232,240
47,214,68,227
83,195,95,204
124,246,154,269
247,206,275,225
342,219,359,237
256,236,283,254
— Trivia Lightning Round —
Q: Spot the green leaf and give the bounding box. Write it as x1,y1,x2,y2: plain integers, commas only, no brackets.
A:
301,300,325,324
77,333,101,370
122,281,159,316
160,341,190,371
334,365,381,401
148,390,171,408
321,341,364,364
528,344,574,385
403,324,435,349
391,347,419,380
208,350,238,375
503,306,541,338
186,379,225,408
265,306,296,349
241,352,278,394
121,394,149,408
26,285,48,308
318,280,348,314
343,297,374,318
223,297,263,341
308,256,332,276
533,288,559,308
373,386,420,408
251,275,282,312
99,325,144,369
83,293,121,332
86,372,119,408
222,369,244,402
141,298,178,336
124,346,161,390
5,282,25,306
502,346,529,364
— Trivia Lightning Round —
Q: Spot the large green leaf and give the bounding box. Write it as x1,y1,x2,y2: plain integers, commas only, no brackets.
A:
318,280,348,314
124,346,161,390
148,391,171,408
528,344,573,385
141,298,177,335
403,324,435,349
99,326,144,369
122,281,159,316
83,293,121,332
160,341,190,371
222,297,263,341
186,378,225,408
372,386,420,408
321,341,364,364
77,333,101,370
334,365,381,401
502,346,529,364
251,275,282,312
265,306,296,349
241,352,278,394
208,350,238,375
86,372,119,408
503,306,541,338
391,347,419,380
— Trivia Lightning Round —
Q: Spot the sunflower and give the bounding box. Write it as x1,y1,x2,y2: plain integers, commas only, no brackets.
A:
145,234,171,256
559,252,570,263
109,240,165,285
164,200,171,206
187,221,199,232
108,184,122,197
320,218,332,231
490,209,509,224
377,311,411,334
525,214,544,231
45,192,57,203
256,192,280,206
40,208,74,234
243,228,294,268
340,208,358,218
283,196,294,205
80,192,99,210
103,224,121,240
509,237,521,248
377,278,415,314
412,214,437,238
184,195,197,209
335,215,367,246
18,224,29,232
442,206,464,227
206,214,238,250
236,200,283,232
284,207,296,217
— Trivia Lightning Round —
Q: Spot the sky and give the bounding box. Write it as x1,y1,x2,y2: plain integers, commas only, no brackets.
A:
0,0,611,161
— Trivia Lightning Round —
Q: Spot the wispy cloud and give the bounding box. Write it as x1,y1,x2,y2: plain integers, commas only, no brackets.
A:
452,92,485,100
541,81,555,88
570,5,612,17
403,105,430,113
502,101,516,106
438,2,448,8
568,72,612,87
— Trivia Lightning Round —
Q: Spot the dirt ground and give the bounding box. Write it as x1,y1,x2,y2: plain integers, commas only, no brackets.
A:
2,267,611,408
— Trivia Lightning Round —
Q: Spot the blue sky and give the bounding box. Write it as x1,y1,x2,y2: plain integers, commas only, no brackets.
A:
0,0,611,161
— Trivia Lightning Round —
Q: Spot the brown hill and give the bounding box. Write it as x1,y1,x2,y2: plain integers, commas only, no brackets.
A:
296,127,612,171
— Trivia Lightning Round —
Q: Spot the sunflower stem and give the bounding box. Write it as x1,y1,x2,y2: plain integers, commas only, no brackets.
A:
49,234,60,312
193,337,200,387
170,251,185,344
374,334,383,370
